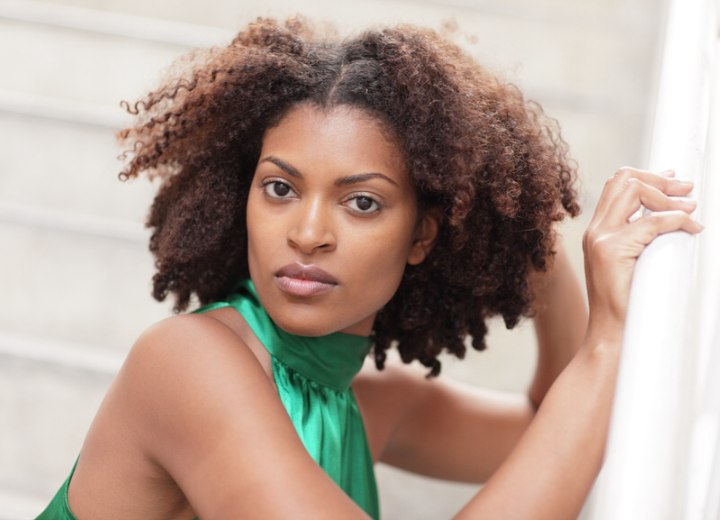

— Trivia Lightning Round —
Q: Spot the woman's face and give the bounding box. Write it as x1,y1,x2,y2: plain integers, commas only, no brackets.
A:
246,103,436,337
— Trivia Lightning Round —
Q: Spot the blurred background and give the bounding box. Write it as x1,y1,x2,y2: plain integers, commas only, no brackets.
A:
0,0,668,517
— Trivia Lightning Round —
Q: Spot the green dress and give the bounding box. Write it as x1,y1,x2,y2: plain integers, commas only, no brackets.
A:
36,280,380,519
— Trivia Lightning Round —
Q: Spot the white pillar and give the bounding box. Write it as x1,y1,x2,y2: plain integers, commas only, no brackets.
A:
590,0,720,518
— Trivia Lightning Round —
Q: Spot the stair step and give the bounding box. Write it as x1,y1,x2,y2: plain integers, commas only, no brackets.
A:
0,221,172,353
0,350,115,505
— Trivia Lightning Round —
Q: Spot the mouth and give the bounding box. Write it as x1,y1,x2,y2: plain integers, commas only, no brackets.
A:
274,263,338,297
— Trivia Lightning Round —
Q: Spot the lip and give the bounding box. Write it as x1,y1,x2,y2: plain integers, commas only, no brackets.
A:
274,263,338,297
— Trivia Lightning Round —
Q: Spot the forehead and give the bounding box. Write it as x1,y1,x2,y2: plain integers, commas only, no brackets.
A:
260,103,409,182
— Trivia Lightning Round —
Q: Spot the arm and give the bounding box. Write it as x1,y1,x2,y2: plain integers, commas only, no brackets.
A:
362,168,701,517
454,167,702,519
358,236,587,484
121,314,371,519
527,235,588,409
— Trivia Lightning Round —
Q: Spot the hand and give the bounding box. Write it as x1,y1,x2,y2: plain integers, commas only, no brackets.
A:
582,167,703,336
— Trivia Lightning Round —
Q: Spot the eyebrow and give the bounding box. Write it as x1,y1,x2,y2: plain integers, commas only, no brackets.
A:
260,156,301,178
259,155,399,187
335,172,398,187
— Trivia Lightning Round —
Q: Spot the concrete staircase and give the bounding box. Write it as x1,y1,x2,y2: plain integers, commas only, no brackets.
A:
0,0,662,517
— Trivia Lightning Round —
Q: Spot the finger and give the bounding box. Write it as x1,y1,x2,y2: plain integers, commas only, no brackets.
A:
629,209,704,247
594,168,660,218
607,179,697,225
662,178,694,197
593,168,693,220
610,167,694,196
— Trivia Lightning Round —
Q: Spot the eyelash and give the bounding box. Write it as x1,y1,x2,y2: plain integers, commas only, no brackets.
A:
343,194,381,214
260,179,383,215
261,179,296,200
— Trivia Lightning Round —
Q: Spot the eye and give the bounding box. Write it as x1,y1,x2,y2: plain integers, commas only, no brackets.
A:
262,180,295,199
345,194,381,214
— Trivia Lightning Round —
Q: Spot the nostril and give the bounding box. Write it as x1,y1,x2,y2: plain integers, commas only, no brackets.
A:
286,233,335,254
286,203,336,253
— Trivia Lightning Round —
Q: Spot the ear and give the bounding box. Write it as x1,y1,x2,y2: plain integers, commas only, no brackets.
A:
407,209,441,266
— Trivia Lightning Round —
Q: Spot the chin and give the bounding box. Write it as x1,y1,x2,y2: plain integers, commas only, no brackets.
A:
275,321,337,338
267,310,338,338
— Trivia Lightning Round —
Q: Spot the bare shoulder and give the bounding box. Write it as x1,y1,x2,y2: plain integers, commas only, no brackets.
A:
69,313,280,518
116,312,276,445
123,312,264,386
126,313,373,517
73,314,367,518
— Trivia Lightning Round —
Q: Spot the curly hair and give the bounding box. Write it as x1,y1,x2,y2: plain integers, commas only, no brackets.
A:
117,17,580,376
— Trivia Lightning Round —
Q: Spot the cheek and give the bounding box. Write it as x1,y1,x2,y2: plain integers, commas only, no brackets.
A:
353,246,410,320
245,198,258,250
350,219,416,282
245,194,272,264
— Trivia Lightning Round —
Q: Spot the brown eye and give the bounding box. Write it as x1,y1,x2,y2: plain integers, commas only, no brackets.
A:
273,182,290,197
356,196,374,211
346,194,380,214
263,180,295,199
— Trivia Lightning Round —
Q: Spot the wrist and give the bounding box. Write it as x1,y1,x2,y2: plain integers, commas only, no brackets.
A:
585,309,625,348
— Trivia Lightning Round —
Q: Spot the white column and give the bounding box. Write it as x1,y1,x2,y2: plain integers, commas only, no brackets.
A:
590,0,720,518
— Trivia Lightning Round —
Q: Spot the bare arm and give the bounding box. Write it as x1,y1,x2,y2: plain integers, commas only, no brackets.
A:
528,235,588,409
359,235,587,484
362,168,701,517
122,314,371,519
454,168,702,519
357,361,534,483
88,169,698,518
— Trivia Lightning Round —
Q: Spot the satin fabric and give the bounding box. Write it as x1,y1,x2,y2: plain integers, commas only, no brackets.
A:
35,460,77,520
36,280,379,520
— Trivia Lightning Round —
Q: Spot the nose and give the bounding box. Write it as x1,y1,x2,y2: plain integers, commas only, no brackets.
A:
287,196,336,255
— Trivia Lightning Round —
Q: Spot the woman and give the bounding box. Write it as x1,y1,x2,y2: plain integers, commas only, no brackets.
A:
38,17,702,519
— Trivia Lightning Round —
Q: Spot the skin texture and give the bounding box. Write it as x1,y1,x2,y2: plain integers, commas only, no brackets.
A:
246,104,437,337
66,100,702,518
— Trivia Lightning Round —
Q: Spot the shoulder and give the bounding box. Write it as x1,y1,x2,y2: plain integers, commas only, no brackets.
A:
112,314,302,481
126,312,257,373
135,311,245,353
122,310,270,395
119,313,264,398
112,313,278,452
99,317,365,517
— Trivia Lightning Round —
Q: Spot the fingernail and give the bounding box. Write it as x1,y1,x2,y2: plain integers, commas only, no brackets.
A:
660,169,676,177
678,180,694,187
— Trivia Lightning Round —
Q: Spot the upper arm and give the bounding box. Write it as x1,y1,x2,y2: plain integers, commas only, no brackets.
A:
119,315,368,519
355,359,534,484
